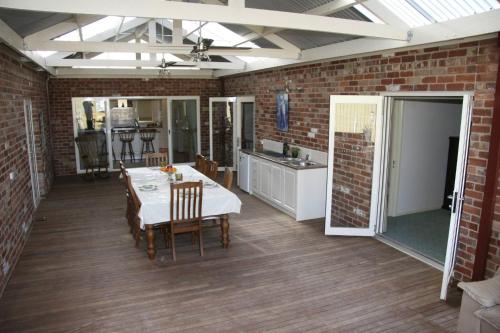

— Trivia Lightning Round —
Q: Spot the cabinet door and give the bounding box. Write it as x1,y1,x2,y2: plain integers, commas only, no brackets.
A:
251,158,260,194
271,164,283,204
283,168,297,211
260,161,272,199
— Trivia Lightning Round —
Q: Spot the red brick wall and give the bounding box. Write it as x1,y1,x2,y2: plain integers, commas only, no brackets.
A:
331,133,374,228
223,38,499,282
0,46,53,295
48,78,222,176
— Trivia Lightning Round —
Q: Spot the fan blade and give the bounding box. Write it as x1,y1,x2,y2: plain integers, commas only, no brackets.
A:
209,46,252,51
170,64,197,67
203,38,214,48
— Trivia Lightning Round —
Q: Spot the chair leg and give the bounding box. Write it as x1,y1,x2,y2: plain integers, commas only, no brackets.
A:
134,220,141,248
171,232,176,262
160,225,169,248
199,226,204,257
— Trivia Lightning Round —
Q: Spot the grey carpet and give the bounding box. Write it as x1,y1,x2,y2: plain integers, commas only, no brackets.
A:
384,209,451,264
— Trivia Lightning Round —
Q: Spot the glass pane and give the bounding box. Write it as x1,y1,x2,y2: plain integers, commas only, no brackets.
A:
109,98,165,169
331,103,377,228
212,101,234,167
241,102,254,150
73,98,109,172
171,100,198,163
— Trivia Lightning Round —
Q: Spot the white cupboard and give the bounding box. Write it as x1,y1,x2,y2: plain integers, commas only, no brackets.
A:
249,155,327,221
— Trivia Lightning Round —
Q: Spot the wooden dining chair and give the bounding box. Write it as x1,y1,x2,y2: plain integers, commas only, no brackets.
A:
167,181,204,261
205,160,218,180
195,154,205,171
125,171,168,249
119,161,134,232
145,152,168,167
223,167,233,190
125,173,142,247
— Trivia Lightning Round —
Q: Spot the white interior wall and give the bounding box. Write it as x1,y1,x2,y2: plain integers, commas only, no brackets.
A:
389,100,462,216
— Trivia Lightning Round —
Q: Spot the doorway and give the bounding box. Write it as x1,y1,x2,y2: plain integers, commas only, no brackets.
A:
380,98,463,265
209,96,255,171
325,93,473,300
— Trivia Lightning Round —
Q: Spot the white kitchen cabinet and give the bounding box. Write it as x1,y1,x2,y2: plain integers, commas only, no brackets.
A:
251,158,260,194
282,168,296,211
271,164,283,205
260,161,272,198
249,155,327,221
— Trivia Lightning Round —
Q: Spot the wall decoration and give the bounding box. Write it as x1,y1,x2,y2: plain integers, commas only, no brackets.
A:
276,91,289,132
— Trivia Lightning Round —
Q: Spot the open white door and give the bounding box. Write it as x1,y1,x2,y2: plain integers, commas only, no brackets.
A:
325,95,384,236
209,97,237,170
440,95,473,300
24,99,41,208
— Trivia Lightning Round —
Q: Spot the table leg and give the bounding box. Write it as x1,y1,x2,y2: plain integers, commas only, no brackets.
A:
220,214,230,249
146,224,156,259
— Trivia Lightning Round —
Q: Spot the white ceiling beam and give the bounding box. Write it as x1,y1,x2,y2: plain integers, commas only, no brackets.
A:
46,58,245,69
0,0,408,40
0,19,55,74
361,0,409,28
215,10,500,77
307,0,359,16
45,17,151,61
54,67,215,79
23,15,102,44
172,19,183,45
25,40,301,59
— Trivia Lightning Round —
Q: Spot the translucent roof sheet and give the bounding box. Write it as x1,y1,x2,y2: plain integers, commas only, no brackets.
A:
378,0,500,27
55,16,137,41
182,20,258,48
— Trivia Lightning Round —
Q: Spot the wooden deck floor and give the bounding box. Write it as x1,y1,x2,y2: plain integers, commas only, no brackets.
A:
0,176,460,332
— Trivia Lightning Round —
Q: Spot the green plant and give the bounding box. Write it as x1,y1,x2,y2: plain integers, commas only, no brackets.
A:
291,147,300,158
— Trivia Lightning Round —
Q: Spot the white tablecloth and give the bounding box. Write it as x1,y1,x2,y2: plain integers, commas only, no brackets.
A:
128,165,242,228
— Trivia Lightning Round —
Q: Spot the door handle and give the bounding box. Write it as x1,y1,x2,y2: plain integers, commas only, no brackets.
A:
450,192,458,213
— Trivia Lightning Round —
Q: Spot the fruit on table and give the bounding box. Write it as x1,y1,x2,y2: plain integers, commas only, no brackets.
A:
160,164,176,173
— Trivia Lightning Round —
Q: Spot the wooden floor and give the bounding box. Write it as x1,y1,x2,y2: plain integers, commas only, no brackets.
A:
0,175,460,332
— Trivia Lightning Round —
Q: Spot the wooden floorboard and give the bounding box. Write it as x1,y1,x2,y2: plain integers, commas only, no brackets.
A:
0,175,460,332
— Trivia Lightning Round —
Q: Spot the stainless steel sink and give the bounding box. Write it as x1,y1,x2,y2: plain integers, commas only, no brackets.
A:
285,160,316,167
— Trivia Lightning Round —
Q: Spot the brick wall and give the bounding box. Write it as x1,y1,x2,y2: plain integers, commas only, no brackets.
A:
0,46,53,295
223,37,499,282
48,78,222,176
331,133,374,229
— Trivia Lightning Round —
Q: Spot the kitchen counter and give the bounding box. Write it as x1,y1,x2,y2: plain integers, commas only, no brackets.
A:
241,149,327,170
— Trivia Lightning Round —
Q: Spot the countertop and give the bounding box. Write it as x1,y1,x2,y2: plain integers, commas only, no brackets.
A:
240,149,327,170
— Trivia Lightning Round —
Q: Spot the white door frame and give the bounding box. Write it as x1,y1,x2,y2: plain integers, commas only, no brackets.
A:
209,97,237,171
377,91,473,300
24,98,41,207
236,96,256,172
324,95,384,236
167,96,201,165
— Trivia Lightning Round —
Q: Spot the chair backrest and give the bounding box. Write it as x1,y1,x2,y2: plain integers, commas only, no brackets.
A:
195,154,205,171
170,181,203,225
205,160,218,180
145,152,169,167
223,167,233,190
125,171,141,211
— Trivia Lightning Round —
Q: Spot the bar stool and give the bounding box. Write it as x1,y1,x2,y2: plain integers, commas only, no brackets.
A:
139,129,157,160
118,130,136,162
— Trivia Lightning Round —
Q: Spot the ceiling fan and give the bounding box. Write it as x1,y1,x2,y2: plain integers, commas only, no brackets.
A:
157,57,196,76
190,23,252,62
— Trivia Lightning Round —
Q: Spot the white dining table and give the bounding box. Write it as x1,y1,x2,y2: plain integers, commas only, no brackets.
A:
127,165,242,259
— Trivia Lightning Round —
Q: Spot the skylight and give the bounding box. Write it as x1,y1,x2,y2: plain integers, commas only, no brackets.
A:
379,0,500,27
55,16,137,41
182,21,258,48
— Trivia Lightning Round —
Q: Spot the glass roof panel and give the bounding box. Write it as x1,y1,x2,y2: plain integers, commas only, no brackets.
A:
379,0,499,27
182,20,258,48
54,16,137,41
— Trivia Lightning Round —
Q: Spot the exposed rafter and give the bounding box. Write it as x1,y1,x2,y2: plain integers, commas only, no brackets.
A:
0,0,409,40
54,67,215,78
0,19,55,74
24,40,301,59
46,58,245,70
